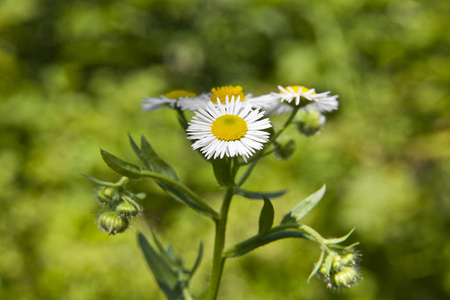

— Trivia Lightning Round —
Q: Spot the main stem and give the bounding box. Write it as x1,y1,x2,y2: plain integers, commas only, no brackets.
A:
205,187,234,300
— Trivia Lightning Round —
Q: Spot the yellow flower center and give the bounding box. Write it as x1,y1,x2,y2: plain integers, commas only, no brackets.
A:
211,114,248,141
282,86,316,95
164,90,197,99
210,85,245,104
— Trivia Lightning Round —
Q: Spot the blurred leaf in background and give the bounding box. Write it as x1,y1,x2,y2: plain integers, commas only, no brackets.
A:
1,0,449,299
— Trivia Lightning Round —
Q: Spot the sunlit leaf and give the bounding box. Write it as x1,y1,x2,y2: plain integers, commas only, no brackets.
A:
100,149,142,179
281,185,326,224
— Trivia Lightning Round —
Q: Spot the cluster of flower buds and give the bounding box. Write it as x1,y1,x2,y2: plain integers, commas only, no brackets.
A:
318,249,361,290
96,185,143,235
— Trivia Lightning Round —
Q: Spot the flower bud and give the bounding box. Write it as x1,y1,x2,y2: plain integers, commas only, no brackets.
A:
332,266,358,288
97,187,115,204
98,211,129,235
116,199,140,218
296,109,325,136
341,252,357,266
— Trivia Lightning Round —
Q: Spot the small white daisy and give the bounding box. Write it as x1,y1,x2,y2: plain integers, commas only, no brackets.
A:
179,85,253,111
187,97,272,161
142,90,197,111
273,85,339,112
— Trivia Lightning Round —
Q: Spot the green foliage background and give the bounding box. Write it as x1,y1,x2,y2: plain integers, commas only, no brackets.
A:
1,0,449,299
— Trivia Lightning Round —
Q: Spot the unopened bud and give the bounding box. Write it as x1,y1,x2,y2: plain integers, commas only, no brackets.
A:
116,199,140,218
98,211,129,235
296,109,325,136
332,266,358,288
97,187,115,204
341,252,357,266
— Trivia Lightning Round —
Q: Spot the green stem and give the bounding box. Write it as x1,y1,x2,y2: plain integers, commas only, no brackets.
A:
205,187,234,300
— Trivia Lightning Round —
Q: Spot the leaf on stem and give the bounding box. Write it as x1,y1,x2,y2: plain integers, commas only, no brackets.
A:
129,134,179,181
137,232,182,300
100,149,142,179
258,196,274,235
224,230,306,258
234,188,287,200
190,243,204,277
211,158,234,187
325,228,355,245
280,185,326,225
81,174,116,186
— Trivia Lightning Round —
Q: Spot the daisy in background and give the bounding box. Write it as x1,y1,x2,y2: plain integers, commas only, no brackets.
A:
142,89,198,111
187,97,272,161
251,85,339,115
178,85,251,111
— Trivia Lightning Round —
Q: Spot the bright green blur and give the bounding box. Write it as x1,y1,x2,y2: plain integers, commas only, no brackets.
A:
1,0,449,299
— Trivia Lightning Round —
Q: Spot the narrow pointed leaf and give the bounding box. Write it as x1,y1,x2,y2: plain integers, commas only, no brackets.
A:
137,232,182,300
190,243,204,277
258,196,274,235
100,149,142,179
308,248,325,282
81,174,116,186
235,188,287,200
151,230,177,266
281,185,326,224
325,228,355,245
141,135,179,181
224,230,306,258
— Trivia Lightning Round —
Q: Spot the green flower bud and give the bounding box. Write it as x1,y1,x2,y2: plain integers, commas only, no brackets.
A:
98,211,129,235
97,187,115,204
332,266,359,288
341,252,357,266
116,199,140,218
296,109,325,136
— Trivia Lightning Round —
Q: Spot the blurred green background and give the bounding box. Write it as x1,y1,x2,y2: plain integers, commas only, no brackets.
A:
1,0,449,299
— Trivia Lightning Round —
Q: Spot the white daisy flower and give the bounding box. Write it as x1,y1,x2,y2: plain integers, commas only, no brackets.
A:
179,85,254,111
187,97,272,161
272,85,339,112
142,90,197,111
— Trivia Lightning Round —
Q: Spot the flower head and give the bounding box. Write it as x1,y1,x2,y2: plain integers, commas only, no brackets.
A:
142,89,197,111
178,85,250,111
187,97,272,161
210,85,245,104
257,85,339,115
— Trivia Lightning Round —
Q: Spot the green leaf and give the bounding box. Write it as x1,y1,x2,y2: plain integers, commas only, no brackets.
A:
325,228,355,245
281,185,326,224
81,174,116,186
211,158,234,187
100,149,142,179
137,232,182,300
190,243,204,277
224,230,306,258
308,248,325,282
235,188,287,200
140,135,179,181
321,251,336,277
258,196,274,235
